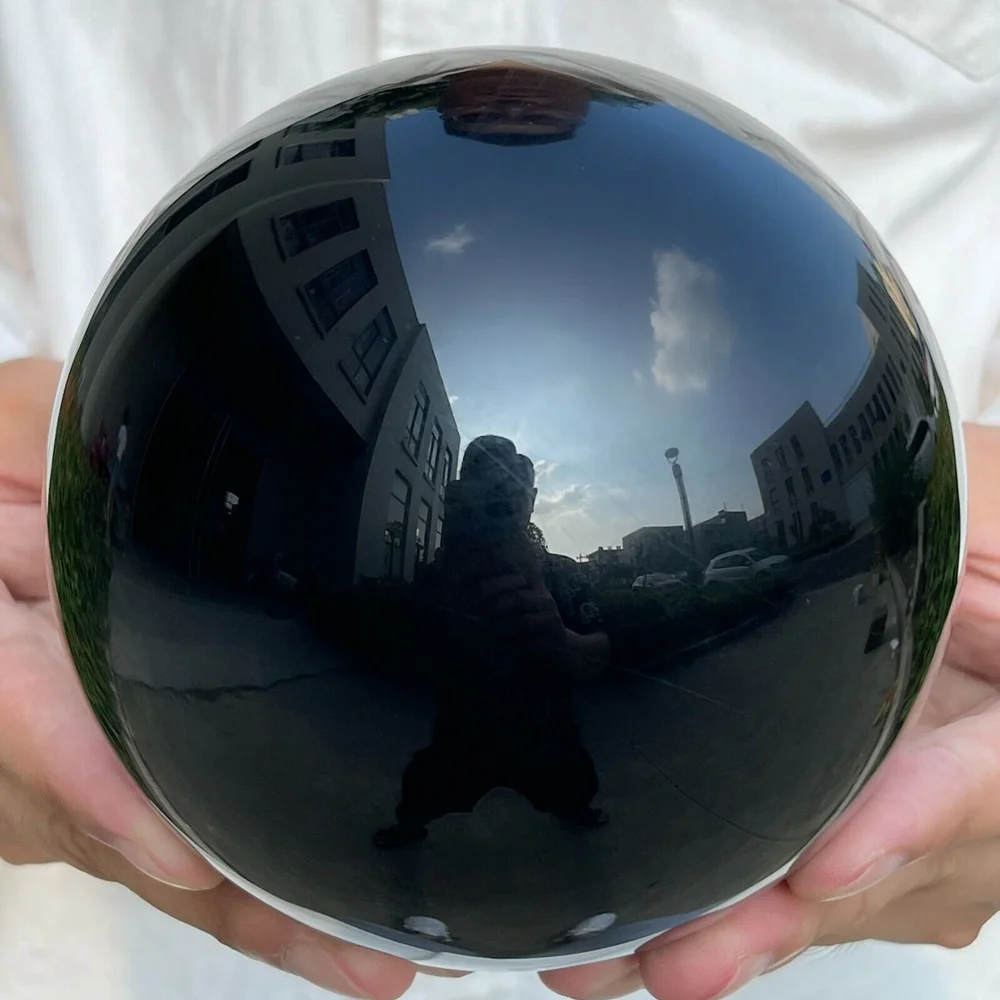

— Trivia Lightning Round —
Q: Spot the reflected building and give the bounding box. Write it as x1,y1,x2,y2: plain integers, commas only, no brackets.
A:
691,509,752,561
751,262,930,549
75,111,458,590
622,525,688,574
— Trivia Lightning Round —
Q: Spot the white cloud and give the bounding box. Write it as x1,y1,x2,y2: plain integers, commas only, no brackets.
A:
648,247,734,393
426,223,474,255
448,394,460,405
534,483,591,519
533,458,559,481
532,481,636,556
632,368,645,385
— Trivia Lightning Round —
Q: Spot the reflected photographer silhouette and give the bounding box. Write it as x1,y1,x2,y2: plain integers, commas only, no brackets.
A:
374,436,610,849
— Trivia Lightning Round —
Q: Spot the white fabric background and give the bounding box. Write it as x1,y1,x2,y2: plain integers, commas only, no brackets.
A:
1,1,999,997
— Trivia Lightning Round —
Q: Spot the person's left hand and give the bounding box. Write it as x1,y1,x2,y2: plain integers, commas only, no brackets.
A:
540,423,1000,1000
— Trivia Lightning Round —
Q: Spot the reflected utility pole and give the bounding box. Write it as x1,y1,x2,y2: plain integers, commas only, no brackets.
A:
665,447,697,561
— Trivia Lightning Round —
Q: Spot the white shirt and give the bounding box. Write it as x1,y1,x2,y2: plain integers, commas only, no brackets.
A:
1,2,999,998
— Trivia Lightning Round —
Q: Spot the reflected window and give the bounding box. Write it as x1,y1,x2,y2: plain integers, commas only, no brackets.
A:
829,444,843,475
858,413,872,442
164,161,251,234
785,476,797,505
878,383,892,414
384,472,411,580
403,385,430,460
415,500,432,565
768,487,780,506
425,421,443,483
872,394,886,422
790,435,804,461
340,308,397,399
433,516,443,556
760,456,774,482
839,435,854,465
285,114,356,135
300,250,377,335
279,139,356,166
849,425,863,455
775,445,788,471
273,198,360,259
439,447,454,500
821,469,832,485
801,467,815,495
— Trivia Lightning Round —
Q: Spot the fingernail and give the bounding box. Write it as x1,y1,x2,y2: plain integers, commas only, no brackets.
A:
710,953,773,1000
647,908,729,948
764,946,808,974
283,943,374,998
820,852,907,901
110,813,218,889
581,966,643,999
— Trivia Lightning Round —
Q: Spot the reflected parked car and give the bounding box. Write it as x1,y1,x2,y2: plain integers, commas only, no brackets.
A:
703,548,791,586
632,572,685,590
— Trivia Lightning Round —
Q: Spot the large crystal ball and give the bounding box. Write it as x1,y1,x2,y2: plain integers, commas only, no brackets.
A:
46,48,964,970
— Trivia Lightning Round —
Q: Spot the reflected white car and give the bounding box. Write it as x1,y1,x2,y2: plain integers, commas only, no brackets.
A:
703,548,790,585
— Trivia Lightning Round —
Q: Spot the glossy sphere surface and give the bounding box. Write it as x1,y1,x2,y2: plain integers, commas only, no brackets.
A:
48,49,962,968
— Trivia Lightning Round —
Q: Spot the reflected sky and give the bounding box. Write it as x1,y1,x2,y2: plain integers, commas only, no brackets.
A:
385,101,874,556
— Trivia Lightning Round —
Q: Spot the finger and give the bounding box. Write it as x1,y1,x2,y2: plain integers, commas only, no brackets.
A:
0,359,63,495
0,501,48,600
69,833,417,999
816,841,1000,949
634,885,818,1000
540,955,639,1000
963,424,1000,569
787,710,1000,902
945,564,1000,682
541,886,814,1000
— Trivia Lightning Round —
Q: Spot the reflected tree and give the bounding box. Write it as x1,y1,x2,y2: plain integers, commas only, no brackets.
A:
526,521,548,555
871,437,921,557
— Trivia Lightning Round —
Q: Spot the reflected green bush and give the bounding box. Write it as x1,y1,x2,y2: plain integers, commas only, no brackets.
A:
871,437,922,557
595,578,787,668
904,408,961,717
47,383,128,764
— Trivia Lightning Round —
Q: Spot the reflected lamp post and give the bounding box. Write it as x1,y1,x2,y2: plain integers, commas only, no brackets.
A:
665,447,697,562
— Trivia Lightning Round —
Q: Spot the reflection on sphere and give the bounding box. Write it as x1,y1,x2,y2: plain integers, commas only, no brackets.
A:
47,50,961,968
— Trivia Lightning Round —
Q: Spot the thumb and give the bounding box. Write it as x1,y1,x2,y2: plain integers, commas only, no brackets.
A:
786,709,1000,901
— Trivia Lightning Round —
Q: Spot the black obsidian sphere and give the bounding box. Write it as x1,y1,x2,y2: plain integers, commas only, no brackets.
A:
47,49,963,969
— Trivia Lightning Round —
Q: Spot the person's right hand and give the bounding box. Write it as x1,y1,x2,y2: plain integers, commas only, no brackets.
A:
0,358,422,999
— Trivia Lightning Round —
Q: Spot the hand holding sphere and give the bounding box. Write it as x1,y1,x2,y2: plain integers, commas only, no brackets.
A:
29,47,976,997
